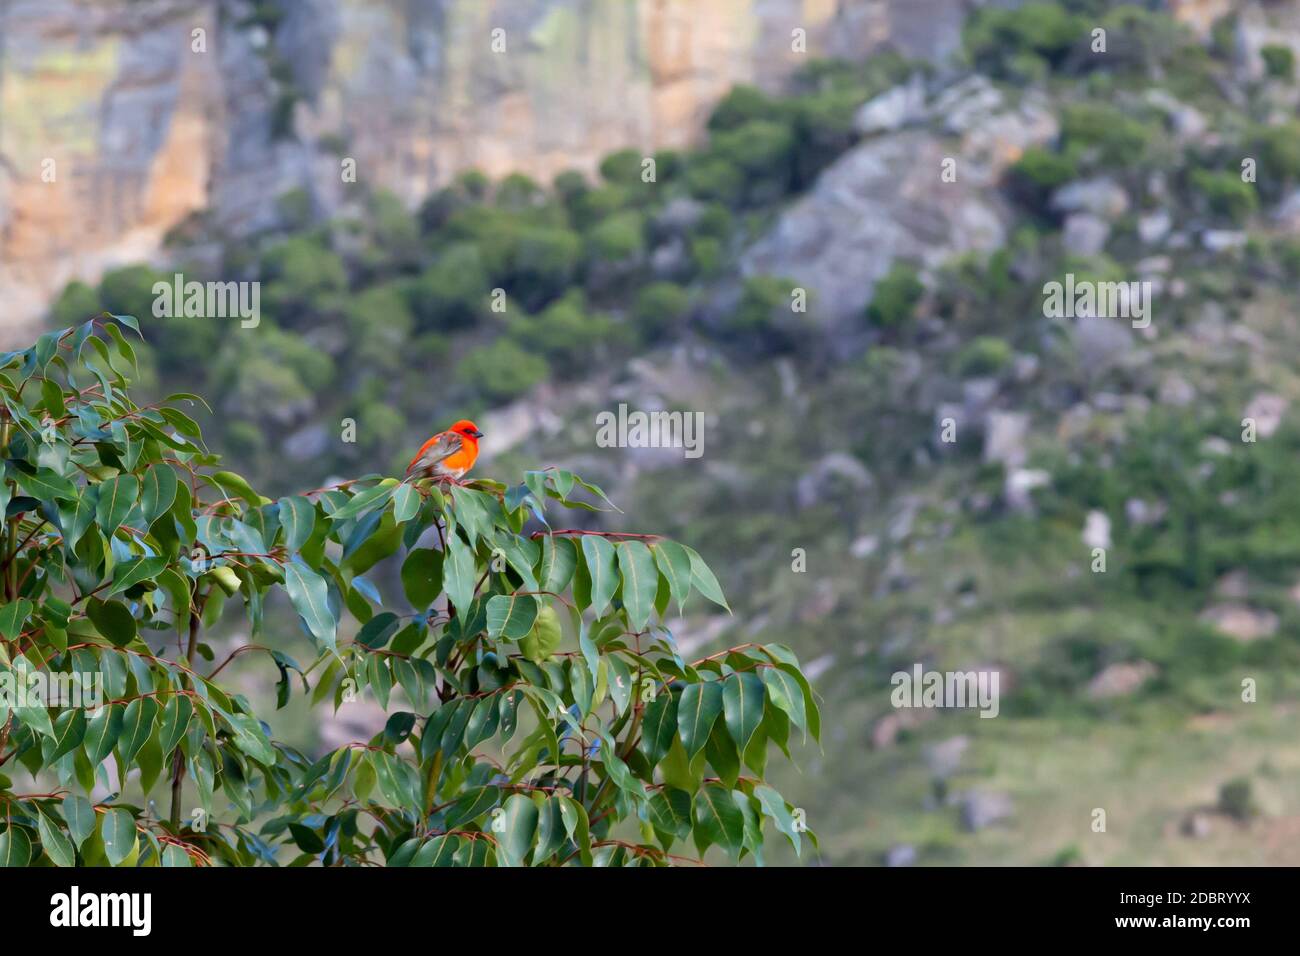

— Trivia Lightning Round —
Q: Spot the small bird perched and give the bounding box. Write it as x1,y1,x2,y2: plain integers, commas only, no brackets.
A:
405,419,483,481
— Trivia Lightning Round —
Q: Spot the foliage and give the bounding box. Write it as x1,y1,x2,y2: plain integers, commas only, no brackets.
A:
866,263,924,329
1189,170,1258,224
1261,44,1295,81
0,320,818,866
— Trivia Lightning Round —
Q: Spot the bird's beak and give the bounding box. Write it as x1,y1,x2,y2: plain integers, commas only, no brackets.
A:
470,429,484,438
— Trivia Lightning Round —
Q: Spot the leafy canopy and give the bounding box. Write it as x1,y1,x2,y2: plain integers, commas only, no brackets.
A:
0,317,818,866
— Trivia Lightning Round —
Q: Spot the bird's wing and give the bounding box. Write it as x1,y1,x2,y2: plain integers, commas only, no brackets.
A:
407,431,463,475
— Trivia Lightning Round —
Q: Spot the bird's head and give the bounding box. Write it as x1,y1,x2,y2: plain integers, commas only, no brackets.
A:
449,419,484,442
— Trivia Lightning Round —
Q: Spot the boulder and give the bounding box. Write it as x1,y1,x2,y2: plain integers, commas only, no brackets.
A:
854,75,927,134
959,790,1014,832
983,411,1030,469
1082,510,1111,551
1244,393,1287,438
795,452,872,509
1051,178,1130,220
1199,604,1279,642
1087,661,1156,699
1062,213,1111,256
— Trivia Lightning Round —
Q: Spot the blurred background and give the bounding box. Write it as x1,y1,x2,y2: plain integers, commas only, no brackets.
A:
4,0,1300,865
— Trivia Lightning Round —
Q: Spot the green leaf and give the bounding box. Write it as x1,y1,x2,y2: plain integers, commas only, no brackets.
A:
400,547,443,609
117,697,159,765
651,540,694,614
62,795,96,850
648,787,693,842
330,483,396,522
282,559,337,652
616,540,659,631
207,471,265,509
107,556,168,597
138,465,179,525
580,536,618,616
95,474,140,537
37,810,76,867
228,712,276,765
443,530,476,613
412,835,460,867
102,808,137,866
754,784,802,855
760,665,807,735
162,845,193,867
557,797,592,865
0,598,32,640
499,793,538,867
84,704,124,767
677,681,723,759
49,708,87,763
277,496,317,552
158,695,193,758
486,593,539,641
537,535,577,593
356,611,400,650
392,483,421,523
684,545,730,612
0,826,33,867
638,692,677,767
443,786,501,830
693,784,744,857
463,695,501,749
722,671,765,751
534,797,566,864
9,655,53,736
18,468,77,503
86,598,137,647
157,568,192,627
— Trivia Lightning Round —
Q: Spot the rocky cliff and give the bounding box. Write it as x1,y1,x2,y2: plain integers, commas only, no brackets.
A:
0,0,978,340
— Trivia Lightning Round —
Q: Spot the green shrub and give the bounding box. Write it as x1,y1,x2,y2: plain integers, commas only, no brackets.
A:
1251,122,1300,192
1061,102,1154,167
633,281,691,340
599,148,646,186
98,264,165,320
1190,169,1258,224
707,84,778,132
709,120,797,203
866,262,924,328
1261,44,1295,81
684,156,746,207
508,290,614,372
407,242,489,330
965,1,1087,77
456,338,551,403
689,237,725,277
494,173,544,210
476,220,582,311
954,336,1014,378
585,210,645,266
263,236,349,318
1218,778,1257,821
345,284,414,371
569,184,630,229
50,280,100,326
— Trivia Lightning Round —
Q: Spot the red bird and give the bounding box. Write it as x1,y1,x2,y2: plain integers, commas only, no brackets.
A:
406,419,483,481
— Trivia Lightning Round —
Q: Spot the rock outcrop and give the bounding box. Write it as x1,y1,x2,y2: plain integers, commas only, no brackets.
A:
0,0,977,340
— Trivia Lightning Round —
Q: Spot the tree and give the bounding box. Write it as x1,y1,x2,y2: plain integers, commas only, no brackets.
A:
0,318,818,866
